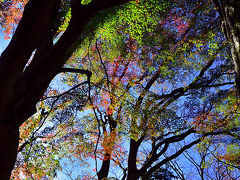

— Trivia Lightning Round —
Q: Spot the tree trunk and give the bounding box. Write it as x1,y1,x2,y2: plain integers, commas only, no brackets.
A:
97,154,111,180
97,116,117,179
213,0,240,95
0,123,19,179
126,139,140,180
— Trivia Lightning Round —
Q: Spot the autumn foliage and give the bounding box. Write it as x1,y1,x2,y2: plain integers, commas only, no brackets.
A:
0,0,27,39
0,0,239,179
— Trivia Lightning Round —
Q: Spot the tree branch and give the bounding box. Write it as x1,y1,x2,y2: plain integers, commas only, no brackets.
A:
61,67,92,77
143,130,236,179
14,0,130,125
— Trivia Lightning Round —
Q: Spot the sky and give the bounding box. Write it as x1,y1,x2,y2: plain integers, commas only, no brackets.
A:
0,33,10,54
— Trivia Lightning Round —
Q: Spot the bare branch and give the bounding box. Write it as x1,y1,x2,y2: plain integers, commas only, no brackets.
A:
61,68,92,77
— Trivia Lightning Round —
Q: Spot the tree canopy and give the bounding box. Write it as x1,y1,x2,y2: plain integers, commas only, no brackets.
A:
0,0,240,179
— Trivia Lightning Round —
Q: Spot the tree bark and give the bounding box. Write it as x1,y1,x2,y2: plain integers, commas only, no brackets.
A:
213,0,240,95
97,115,117,179
0,123,19,179
97,153,111,180
126,139,141,180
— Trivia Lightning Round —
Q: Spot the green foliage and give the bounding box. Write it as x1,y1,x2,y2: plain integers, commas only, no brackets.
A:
81,0,92,5
98,0,170,41
82,0,172,59
58,8,71,33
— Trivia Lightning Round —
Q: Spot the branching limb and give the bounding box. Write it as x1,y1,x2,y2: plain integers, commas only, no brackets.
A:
61,67,92,77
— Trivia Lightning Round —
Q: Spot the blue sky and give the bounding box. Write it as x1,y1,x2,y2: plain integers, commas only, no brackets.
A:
0,33,10,54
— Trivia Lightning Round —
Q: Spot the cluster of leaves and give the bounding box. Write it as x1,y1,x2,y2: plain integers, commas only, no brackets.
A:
0,0,27,39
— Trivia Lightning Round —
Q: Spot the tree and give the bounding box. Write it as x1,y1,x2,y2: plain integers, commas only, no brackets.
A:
168,137,240,180
10,0,239,179
150,167,178,180
0,0,131,179
212,0,240,95
1,0,240,179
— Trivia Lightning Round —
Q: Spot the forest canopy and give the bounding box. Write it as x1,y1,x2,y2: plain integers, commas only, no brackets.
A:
0,0,240,179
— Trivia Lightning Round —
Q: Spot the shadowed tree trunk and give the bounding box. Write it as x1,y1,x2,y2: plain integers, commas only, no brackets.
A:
126,139,141,180
97,114,117,179
213,0,240,95
97,153,111,179
0,0,130,179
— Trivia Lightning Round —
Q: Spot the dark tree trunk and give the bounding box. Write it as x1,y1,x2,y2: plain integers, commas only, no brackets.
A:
126,139,141,180
213,0,240,95
97,153,111,180
97,116,117,179
0,0,130,179
0,123,19,179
